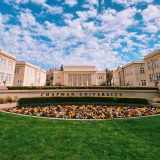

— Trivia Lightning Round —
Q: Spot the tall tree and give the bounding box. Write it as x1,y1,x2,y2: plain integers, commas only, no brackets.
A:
105,68,113,86
60,64,64,71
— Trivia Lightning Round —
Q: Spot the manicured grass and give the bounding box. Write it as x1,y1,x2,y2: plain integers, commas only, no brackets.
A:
0,112,160,160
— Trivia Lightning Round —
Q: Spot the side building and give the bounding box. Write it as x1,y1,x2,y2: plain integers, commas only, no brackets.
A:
123,61,146,86
144,50,160,86
113,67,125,86
47,65,106,86
13,61,46,86
113,61,146,86
0,49,16,86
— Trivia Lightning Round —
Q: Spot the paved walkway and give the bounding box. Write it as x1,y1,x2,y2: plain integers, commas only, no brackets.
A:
0,103,17,109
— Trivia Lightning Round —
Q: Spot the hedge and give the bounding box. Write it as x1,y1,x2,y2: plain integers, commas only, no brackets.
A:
18,96,149,107
8,86,158,90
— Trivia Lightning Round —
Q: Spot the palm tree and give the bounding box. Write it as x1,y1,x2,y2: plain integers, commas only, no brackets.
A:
60,64,64,71
105,68,113,86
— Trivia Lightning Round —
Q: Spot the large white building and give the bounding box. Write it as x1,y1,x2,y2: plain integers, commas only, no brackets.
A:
144,49,160,86
113,50,160,87
123,61,146,86
1,48,160,87
113,62,146,86
0,49,16,86
13,61,46,86
144,50,160,86
48,65,106,86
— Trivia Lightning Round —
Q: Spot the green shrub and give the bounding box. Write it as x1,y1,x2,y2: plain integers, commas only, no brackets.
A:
0,98,4,104
0,97,14,104
18,96,149,108
4,97,13,103
13,96,18,102
8,86,158,90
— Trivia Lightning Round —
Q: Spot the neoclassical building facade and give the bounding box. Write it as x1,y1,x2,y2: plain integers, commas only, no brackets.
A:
144,50,160,86
113,50,160,87
113,62,146,86
1,48,160,87
13,61,46,86
49,66,106,86
0,49,16,86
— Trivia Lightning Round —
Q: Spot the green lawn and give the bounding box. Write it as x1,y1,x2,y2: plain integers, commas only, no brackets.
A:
0,112,160,160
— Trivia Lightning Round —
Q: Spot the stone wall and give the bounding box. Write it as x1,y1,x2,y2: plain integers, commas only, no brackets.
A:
0,89,159,101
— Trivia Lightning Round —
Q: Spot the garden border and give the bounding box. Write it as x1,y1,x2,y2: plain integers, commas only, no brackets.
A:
0,109,160,121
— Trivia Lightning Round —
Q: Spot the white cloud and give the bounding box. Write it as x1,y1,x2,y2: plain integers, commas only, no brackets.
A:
4,0,63,14
19,10,37,28
0,13,10,33
142,5,160,33
84,0,97,6
0,1,159,70
112,0,153,6
143,5,160,22
65,0,78,7
145,24,158,33
0,10,125,69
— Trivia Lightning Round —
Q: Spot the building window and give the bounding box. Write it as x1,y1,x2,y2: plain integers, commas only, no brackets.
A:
0,72,5,82
147,62,150,70
155,60,159,68
17,80,23,86
152,60,156,68
149,73,160,82
3,59,6,68
0,58,6,68
156,73,158,81
148,60,158,70
126,81,130,86
8,61,13,70
159,73,160,81
98,75,103,80
141,80,146,86
6,74,12,83
140,67,145,74
155,73,160,81
149,74,152,82
15,68,20,74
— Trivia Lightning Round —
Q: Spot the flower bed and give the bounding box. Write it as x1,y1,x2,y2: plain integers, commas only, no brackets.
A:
2,105,160,119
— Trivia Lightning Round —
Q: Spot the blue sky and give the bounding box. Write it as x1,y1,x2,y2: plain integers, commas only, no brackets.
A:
0,0,160,70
